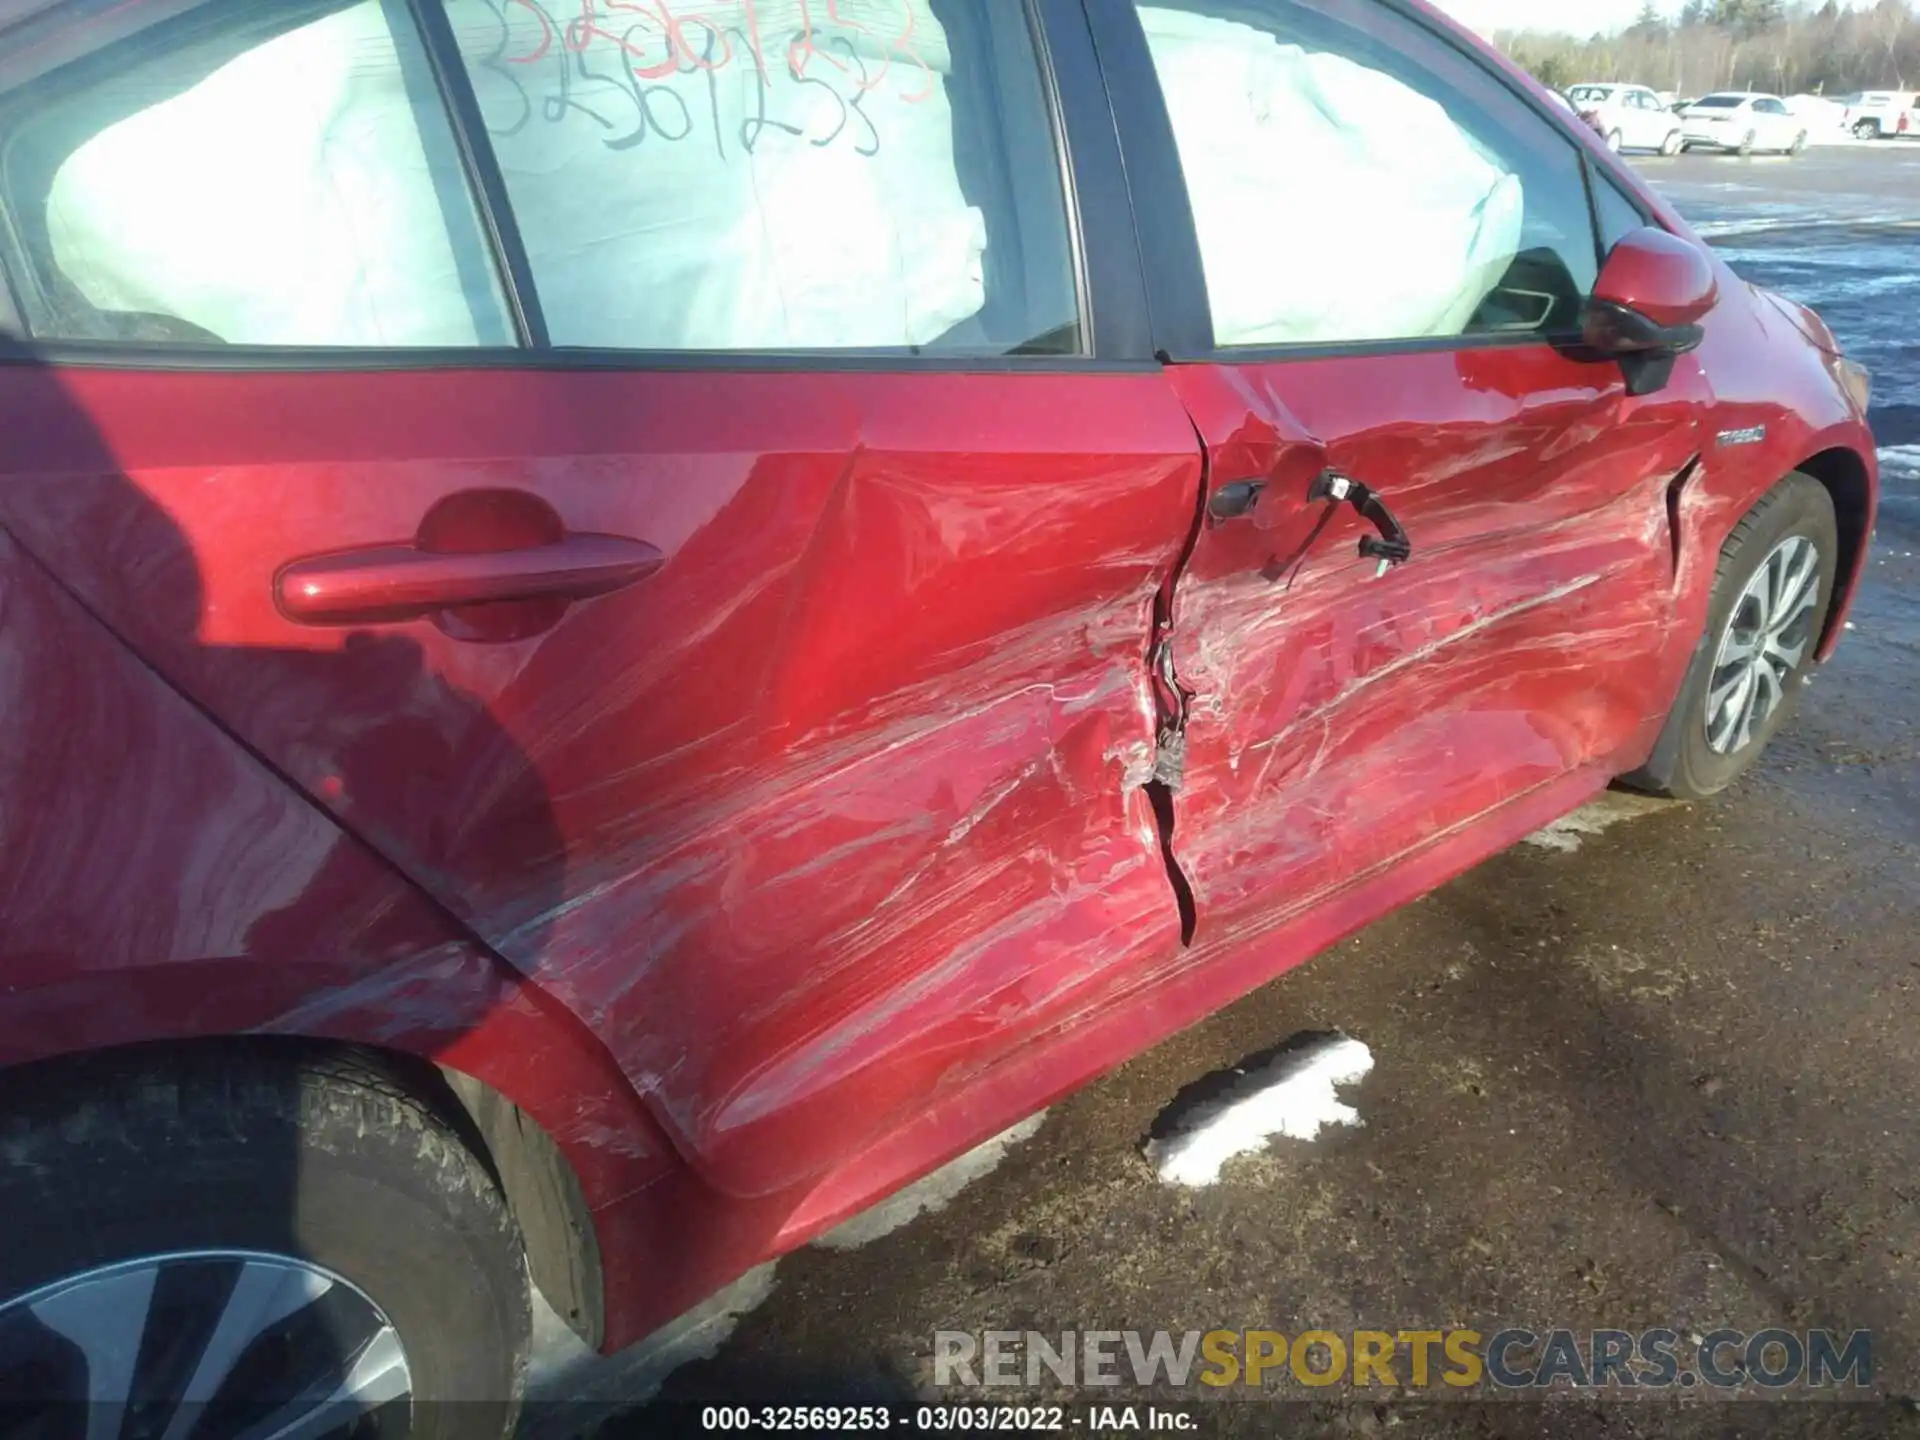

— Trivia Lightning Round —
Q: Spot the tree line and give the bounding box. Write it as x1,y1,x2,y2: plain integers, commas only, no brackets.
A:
1495,0,1920,99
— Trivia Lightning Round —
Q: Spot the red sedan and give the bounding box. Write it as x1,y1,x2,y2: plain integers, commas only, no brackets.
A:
0,0,1876,1428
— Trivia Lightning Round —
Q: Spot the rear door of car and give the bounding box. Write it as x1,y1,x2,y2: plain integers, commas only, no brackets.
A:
0,0,1205,1197
1628,87,1669,149
1086,0,1710,948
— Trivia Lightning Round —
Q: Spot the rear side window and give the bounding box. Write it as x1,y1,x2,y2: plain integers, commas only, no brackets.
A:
0,0,515,347
1132,0,1604,349
441,0,1082,354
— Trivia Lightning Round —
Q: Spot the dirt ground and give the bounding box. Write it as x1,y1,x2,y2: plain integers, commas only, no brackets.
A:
533,149,1920,1439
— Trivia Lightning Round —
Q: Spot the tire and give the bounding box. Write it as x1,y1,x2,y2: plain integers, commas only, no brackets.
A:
1788,131,1808,156
1738,128,1757,155
1854,119,1881,140
1606,128,1624,152
1621,473,1839,801
0,1049,530,1439
1661,129,1684,156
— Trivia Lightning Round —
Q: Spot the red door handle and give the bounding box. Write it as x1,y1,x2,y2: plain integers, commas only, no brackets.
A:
276,533,664,626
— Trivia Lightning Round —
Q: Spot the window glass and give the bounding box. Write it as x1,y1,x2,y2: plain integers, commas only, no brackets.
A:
1592,173,1648,254
0,0,513,346
1133,0,1603,349
442,0,1081,354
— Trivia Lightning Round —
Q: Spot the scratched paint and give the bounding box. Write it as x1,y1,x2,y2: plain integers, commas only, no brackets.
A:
1159,347,1708,944
0,365,1203,1202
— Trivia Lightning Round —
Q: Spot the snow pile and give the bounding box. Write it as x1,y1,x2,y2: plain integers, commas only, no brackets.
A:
1145,1035,1373,1187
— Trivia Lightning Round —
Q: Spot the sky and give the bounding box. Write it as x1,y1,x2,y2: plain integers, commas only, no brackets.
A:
1434,0,1675,35
1436,0,1871,37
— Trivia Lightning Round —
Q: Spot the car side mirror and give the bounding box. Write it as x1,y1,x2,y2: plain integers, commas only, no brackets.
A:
1581,226,1719,396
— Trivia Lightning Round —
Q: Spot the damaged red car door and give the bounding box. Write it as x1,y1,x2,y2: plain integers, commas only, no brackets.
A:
1104,0,1709,949
0,0,1201,1198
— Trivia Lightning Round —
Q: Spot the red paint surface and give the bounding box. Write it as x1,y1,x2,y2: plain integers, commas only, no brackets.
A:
1593,226,1721,329
0,0,1881,1357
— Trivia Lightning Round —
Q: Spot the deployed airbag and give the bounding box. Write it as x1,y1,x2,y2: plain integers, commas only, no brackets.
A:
445,0,986,350
44,2,504,347
1138,6,1525,347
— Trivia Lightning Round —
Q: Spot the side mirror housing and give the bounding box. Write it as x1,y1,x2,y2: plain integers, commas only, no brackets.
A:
1582,226,1719,396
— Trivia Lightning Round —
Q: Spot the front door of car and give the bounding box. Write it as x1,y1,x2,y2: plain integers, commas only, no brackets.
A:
0,0,1204,1198
1094,0,1711,943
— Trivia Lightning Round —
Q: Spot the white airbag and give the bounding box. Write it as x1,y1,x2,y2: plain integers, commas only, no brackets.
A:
1138,6,1525,347
46,2,497,346
445,0,986,350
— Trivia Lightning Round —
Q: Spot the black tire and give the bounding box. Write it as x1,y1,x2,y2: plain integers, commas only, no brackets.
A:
1621,473,1839,801
1854,119,1881,140
0,1048,530,1439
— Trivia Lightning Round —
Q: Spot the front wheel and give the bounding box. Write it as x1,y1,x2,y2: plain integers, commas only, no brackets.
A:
1621,473,1838,801
1661,129,1684,156
0,1051,532,1440
1606,128,1624,152
1788,130,1808,155
1738,128,1757,155
1854,119,1881,139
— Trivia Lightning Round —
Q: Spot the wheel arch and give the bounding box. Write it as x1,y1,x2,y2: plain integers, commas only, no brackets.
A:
1794,445,1876,660
0,1022,662,1353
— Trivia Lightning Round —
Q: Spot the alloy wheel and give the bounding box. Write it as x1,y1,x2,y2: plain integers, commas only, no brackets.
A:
1704,534,1822,756
0,1250,412,1440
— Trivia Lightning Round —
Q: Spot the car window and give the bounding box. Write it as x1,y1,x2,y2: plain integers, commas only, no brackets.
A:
1756,98,1785,115
1693,95,1743,109
0,0,515,347
1592,175,1648,253
440,0,1081,355
1132,0,1603,348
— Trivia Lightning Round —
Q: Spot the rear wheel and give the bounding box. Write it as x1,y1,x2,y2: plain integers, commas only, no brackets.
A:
1621,473,1838,801
1788,130,1808,155
0,1050,531,1440
1737,128,1757,155
1606,128,1624,152
1854,118,1881,139
1661,129,1684,155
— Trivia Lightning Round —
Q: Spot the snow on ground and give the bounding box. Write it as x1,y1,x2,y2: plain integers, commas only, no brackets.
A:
1144,1033,1373,1187
1524,791,1673,853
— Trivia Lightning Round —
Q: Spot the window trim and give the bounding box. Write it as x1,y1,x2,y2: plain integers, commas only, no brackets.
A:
0,0,1150,371
1083,0,1641,365
406,0,546,349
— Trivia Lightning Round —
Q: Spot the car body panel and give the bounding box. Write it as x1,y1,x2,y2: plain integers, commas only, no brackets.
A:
0,362,1204,1200
1680,92,1805,152
1157,346,1706,945
0,0,1883,1360
1567,82,1682,151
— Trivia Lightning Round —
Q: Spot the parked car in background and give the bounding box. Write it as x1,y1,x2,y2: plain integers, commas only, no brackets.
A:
1566,81,1687,154
1842,90,1918,139
1681,92,1810,154
1784,94,1852,143
0,0,1878,1428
